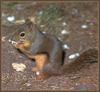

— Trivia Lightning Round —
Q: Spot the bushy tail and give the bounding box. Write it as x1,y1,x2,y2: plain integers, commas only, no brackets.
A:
60,48,98,74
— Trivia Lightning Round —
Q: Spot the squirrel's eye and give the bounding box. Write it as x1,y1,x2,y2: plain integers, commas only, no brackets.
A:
19,32,25,38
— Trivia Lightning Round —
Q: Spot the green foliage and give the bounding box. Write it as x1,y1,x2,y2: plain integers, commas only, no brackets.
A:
2,2,18,9
36,4,63,25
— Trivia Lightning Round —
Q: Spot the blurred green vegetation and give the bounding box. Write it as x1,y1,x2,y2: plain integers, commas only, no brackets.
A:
2,2,18,9
36,4,64,25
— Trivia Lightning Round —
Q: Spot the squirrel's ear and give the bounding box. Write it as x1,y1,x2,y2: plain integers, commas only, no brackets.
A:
25,18,38,32
25,19,34,31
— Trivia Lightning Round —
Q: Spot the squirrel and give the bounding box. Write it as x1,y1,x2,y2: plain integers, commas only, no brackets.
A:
9,19,98,80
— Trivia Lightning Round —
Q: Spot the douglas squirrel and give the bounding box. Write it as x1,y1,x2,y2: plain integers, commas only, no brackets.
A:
9,19,98,80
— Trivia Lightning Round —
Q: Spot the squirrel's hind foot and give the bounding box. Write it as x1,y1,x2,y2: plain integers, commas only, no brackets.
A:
35,72,50,80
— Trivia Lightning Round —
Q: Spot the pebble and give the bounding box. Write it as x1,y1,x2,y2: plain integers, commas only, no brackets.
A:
25,83,31,87
12,63,26,72
81,24,88,29
42,31,46,34
63,44,70,49
51,86,59,89
62,22,67,26
61,29,69,35
2,36,6,42
7,16,15,22
68,53,80,59
70,75,80,80
8,39,11,43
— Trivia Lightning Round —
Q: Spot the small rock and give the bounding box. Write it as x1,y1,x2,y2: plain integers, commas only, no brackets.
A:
70,75,80,80
81,24,88,29
2,36,6,42
61,29,69,35
51,86,59,89
7,16,15,22
42,31,46,34
63,44,70,49
12,63,26,72
8,39,12,43
25,83,31,87
62,22,67,26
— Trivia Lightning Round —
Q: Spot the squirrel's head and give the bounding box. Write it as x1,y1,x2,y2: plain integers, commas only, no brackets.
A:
9,19,37,50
